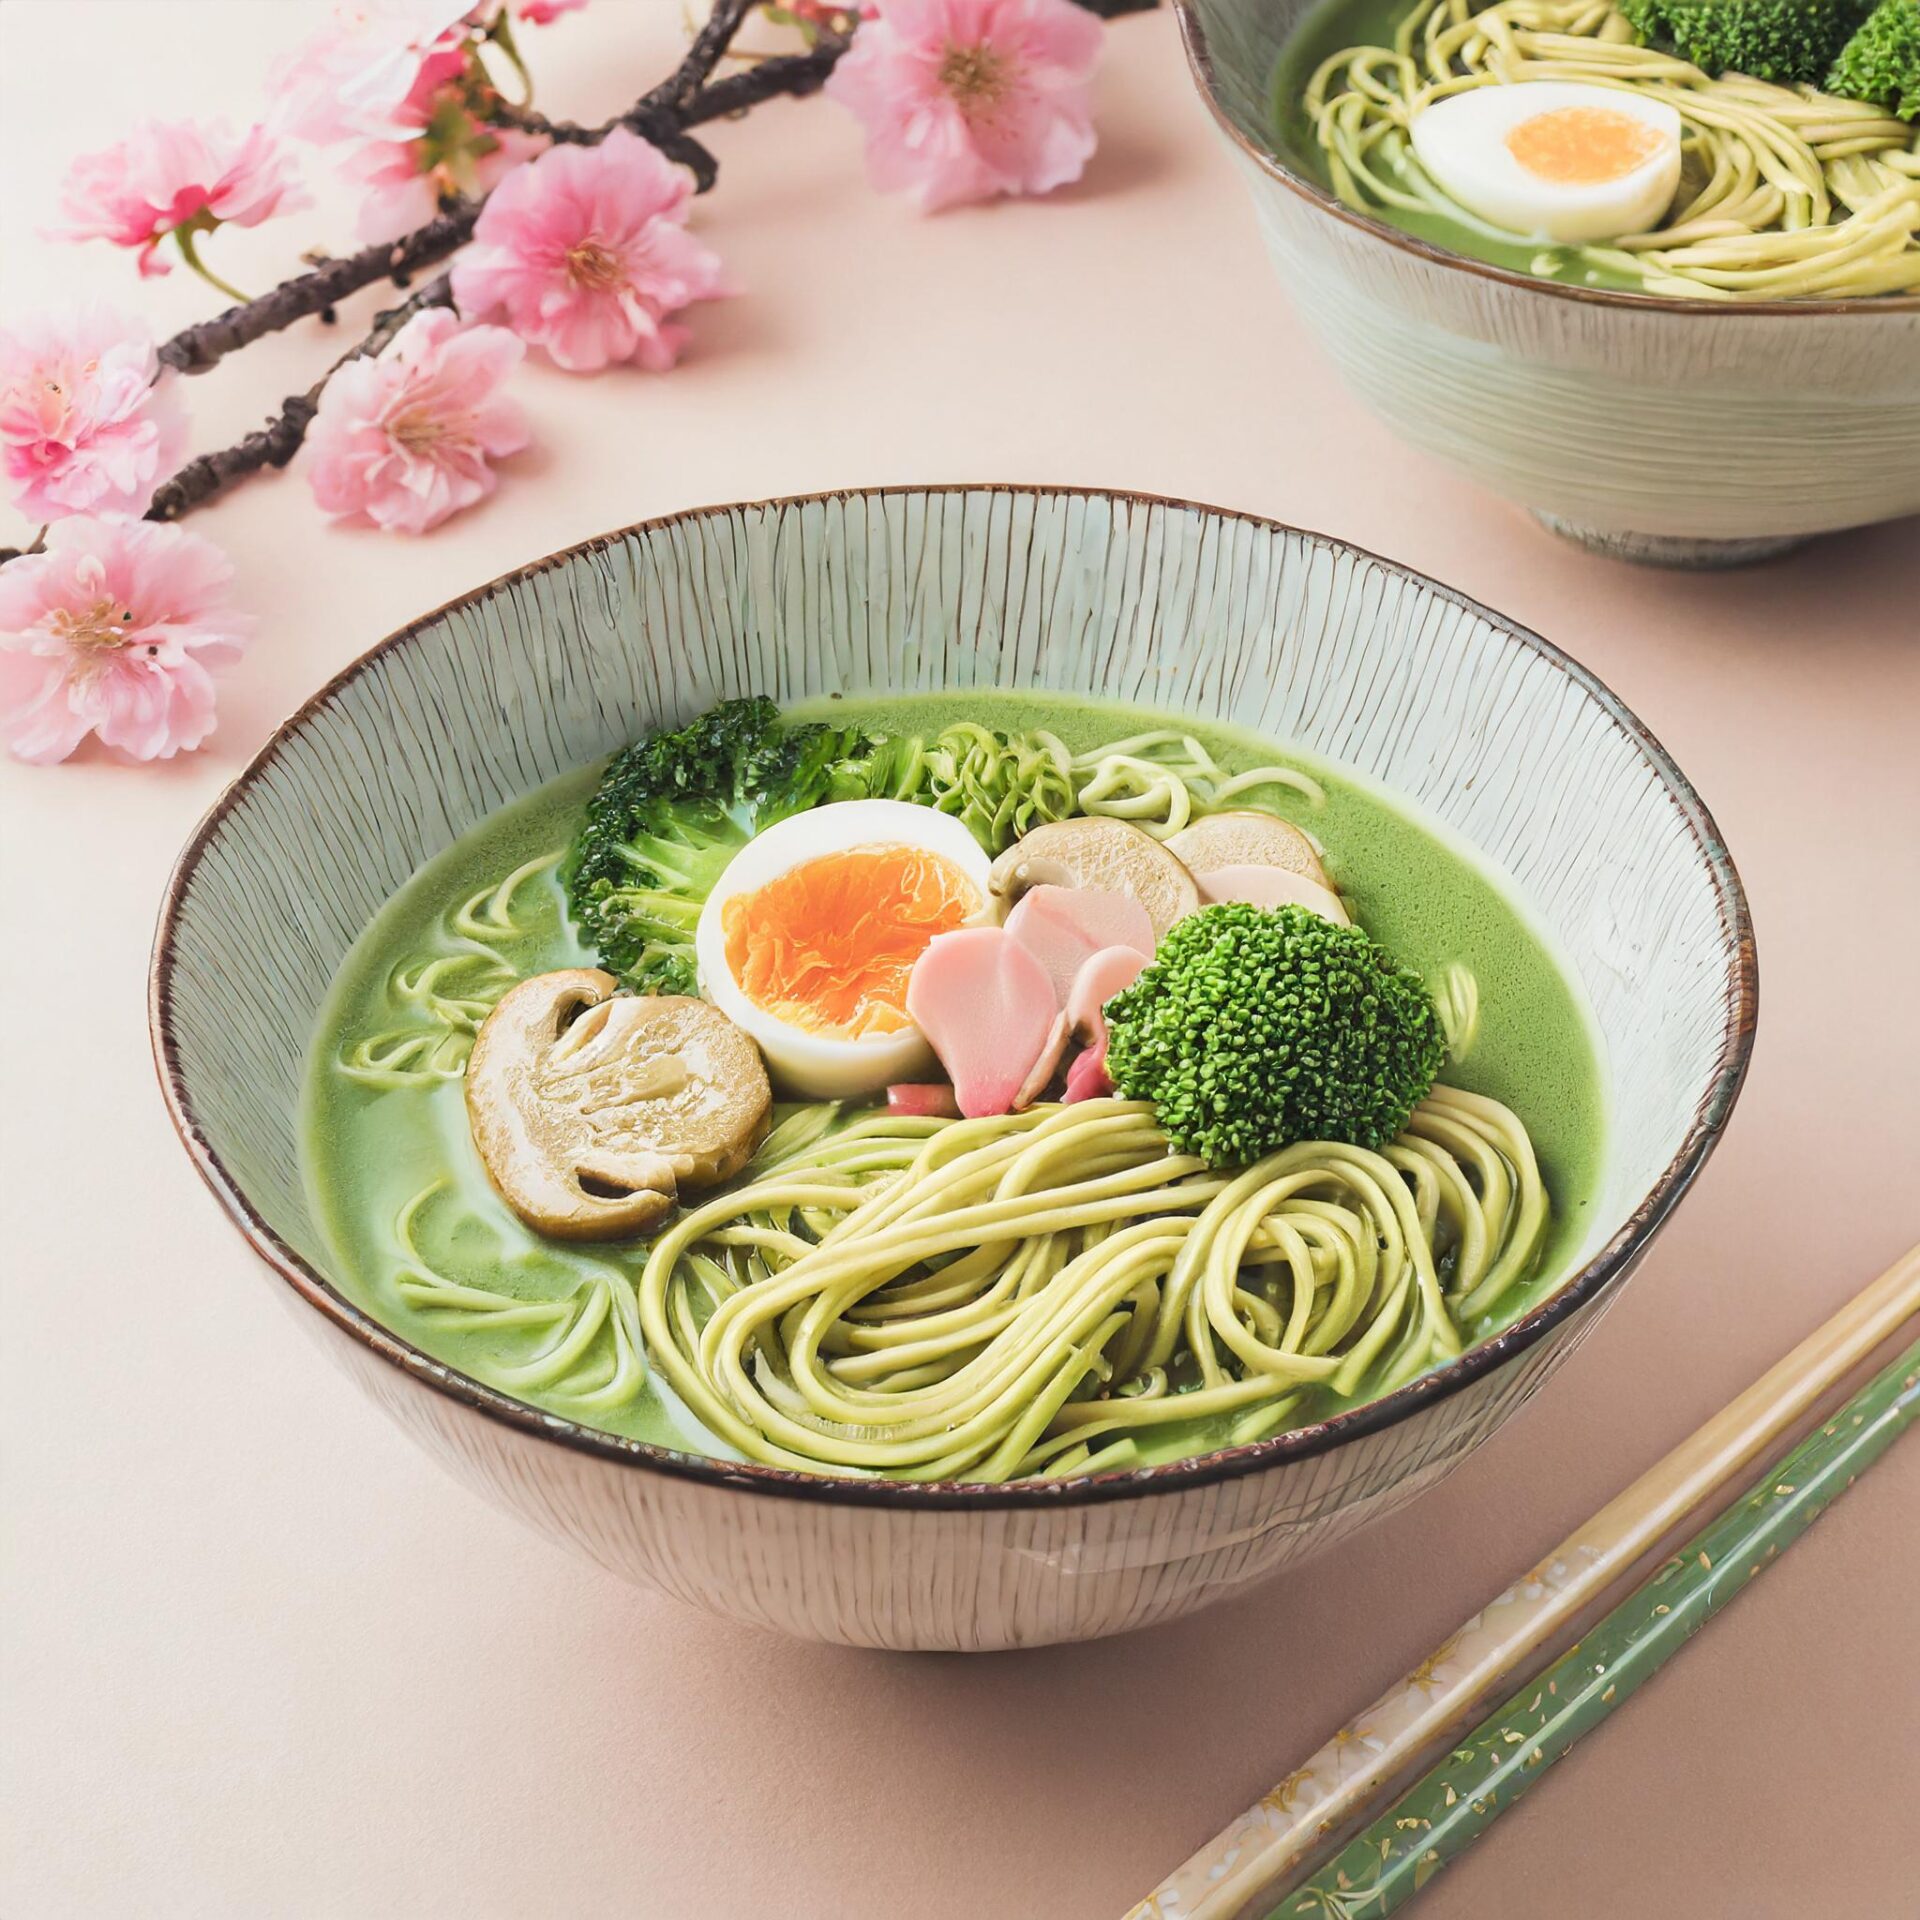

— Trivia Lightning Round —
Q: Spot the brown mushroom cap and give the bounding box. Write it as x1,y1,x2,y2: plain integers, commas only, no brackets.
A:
986,818,1200,938
1166,811,1331,889
1193,863,1351,925
465,969,771,1242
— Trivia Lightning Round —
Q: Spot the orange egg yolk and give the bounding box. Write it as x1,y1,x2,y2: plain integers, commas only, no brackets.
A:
1506,107,1662,185
721,843,980,1038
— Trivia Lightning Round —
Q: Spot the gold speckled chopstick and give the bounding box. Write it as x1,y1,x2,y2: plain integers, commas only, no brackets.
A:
1125,1242,1920,1920
1270,1331,1920,1917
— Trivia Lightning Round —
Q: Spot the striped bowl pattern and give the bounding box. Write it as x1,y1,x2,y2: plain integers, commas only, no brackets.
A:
151,487,1755,1650
1177,0,1920,565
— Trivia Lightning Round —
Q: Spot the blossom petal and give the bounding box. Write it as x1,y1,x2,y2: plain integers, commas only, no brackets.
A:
452,126,727,373
0,308,189,522
0,518,248,766
824,0,1102,212
304,309,528,534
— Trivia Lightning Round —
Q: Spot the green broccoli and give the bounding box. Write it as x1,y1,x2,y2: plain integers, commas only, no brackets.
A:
1828,0,1920,117
567,697,773,901
569,796,748,995
565,699,771,994
565,697,901,993
1104,903,1447,1168
1620,0,1868,85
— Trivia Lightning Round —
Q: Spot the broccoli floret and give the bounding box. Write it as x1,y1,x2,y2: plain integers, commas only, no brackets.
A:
572,796,748,995
741,714,883,823
1829,0,1920,117
565,699,777,993
1104,903,1447,1168
1621,0,1868,84
566,697,776,900
565,697,897,993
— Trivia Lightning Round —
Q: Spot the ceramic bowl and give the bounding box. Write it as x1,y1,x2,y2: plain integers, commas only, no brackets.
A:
151,486,1755,1650
1175,0,1920,567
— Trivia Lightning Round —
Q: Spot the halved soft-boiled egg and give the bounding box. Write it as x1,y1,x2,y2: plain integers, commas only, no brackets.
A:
1411,82,1682,246
695,799,991,1099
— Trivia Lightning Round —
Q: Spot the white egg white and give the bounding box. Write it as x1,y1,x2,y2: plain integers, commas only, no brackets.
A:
1410,81,1682,246
695,799,992,1100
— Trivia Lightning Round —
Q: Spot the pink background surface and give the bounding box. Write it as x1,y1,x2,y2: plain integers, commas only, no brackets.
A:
3,5,1916,1916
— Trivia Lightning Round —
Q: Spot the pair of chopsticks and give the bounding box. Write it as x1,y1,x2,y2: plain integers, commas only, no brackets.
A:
1126,1243,1920,1920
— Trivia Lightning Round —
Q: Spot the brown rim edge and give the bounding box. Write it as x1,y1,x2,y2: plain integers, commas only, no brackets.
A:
150,482,1759,1512
1172,0,1920,321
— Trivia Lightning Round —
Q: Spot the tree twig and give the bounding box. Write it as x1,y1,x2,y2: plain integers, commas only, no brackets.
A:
146,276,456,523
133,7,851,526
482,23,846,159
679,39,849,125
156,207,483,376
655,0,758,112
2,0,1144,556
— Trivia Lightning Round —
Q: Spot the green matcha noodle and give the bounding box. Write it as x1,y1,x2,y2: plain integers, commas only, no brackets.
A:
302,692,1609,1477
1303,0,1920,300
631,1088,1546,1479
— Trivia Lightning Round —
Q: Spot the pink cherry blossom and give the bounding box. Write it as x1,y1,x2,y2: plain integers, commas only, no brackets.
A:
513,0,587,20
305,307,529,534
0,519,251,765
345,104,545,245
55,120,307,277
450,128,729,373
346,123,546,245
0,311,187,523
825,0,1102,213
269,1,476,146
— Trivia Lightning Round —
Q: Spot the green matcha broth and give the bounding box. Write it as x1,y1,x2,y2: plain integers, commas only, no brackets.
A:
1271,0,1920,305
302,690,1608,1470
1270,0,1651,295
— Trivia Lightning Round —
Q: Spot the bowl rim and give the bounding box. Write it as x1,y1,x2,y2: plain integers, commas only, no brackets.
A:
149,482,1758,1512
1172,0,1920,321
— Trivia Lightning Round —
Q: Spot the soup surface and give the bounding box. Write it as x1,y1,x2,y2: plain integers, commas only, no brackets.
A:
303,690,1608,1469
1271,0,1656,292
1273,0,1920,303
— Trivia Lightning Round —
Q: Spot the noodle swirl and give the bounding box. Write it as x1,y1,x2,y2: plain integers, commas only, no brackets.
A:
634,1088,1548,1480
339,854,560,1089
1306,0,1920,301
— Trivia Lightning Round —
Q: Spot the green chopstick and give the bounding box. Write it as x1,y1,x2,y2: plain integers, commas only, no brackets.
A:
1268,1336,1920,1919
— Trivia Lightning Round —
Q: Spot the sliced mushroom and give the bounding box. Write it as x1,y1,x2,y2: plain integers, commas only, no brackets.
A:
1167,811,1331,889
466,969,771,1241
986,818,1199,939
1194,863,1351,926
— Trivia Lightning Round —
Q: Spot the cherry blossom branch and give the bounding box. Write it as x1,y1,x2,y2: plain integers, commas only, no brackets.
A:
147,276,456,523
129,6,850,533
485,0,768,182
152,5,771,385
679,39,852,124
487,17,847,152
0,0,1148,565
655,0,763,111
155,210,482,376
155,29,854,394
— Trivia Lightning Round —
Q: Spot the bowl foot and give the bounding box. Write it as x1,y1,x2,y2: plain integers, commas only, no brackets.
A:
1532,514,1812,570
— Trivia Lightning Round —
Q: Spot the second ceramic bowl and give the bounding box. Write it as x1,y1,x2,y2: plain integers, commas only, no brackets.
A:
1176,0,1920,567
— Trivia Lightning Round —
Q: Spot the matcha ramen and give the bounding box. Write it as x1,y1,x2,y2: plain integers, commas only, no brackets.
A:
1275,0,1920,302
303,691,1607,1479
